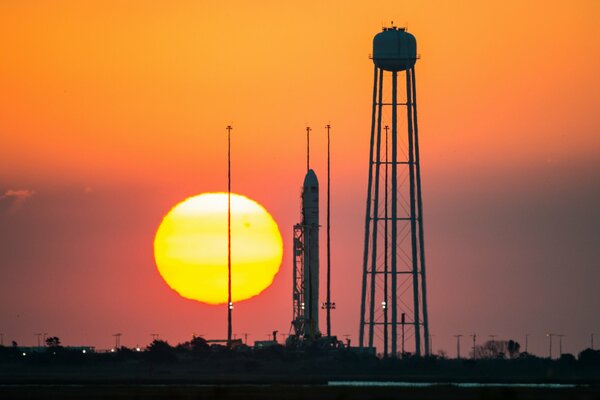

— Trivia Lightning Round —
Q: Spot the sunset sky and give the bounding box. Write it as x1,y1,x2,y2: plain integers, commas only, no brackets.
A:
1,1,599,356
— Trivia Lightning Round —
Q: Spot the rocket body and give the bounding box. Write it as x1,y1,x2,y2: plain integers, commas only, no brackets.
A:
302,169,320,338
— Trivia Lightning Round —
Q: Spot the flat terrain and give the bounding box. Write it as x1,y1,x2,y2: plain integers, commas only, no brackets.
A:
1,384,600,400
2,348,600,399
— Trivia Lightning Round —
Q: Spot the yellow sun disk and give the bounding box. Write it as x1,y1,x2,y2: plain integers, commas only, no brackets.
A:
154,193,283,305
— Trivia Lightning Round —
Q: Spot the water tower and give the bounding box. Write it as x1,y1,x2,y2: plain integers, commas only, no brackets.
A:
359,27,430,357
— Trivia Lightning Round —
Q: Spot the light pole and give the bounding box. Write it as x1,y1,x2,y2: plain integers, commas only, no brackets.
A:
470,334,477,359
546,333,553,359
454,335,463,359
557,334,564,357
325,123,333,338
383,124,389,358
226,125,233,348
525,333,529,353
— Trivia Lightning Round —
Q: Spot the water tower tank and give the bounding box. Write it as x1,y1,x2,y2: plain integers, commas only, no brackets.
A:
372,27,417,71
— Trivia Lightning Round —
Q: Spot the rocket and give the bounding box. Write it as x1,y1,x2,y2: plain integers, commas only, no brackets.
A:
302,169,320,338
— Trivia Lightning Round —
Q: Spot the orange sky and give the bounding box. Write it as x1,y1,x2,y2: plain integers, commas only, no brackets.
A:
1,1,599,355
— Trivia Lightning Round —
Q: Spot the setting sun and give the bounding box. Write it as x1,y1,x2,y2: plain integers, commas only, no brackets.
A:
154,193,283,305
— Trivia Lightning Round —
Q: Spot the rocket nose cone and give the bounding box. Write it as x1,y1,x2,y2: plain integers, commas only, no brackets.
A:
303,169,319,187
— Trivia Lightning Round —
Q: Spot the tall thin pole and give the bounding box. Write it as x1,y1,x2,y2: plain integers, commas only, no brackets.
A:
227,125,233,347
525,333,529,353
326,124,332,338
592,333,595,350
390,70,398,357
471,333,477,359
383,125,389,357
558,334,564,356
455,334,463,359
547,333,553,358
306,126,312,172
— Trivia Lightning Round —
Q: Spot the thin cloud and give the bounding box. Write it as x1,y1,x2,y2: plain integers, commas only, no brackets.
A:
0,189,36,200
0,189,36,214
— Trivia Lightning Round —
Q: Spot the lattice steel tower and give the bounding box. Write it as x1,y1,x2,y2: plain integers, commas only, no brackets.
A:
359,27,430,357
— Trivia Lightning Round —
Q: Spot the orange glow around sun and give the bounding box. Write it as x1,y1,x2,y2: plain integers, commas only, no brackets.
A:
153,193,283,305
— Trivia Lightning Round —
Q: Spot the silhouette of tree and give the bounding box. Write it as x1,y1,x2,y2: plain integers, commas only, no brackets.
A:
146,339,177,363
507,340,521,359
559,353,576,366
45,336,61,347
176,336,210,353
190,336,209,352
578,348,600,366
473,340,508,359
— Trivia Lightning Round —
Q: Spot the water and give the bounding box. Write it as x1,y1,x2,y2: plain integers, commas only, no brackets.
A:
328,381,584,388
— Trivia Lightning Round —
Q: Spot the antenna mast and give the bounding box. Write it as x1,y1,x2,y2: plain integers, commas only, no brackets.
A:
226,125,233,347
306,126,312,172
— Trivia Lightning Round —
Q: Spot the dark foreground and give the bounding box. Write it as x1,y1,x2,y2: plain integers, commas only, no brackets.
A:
2,345,600,399
1,384,600,400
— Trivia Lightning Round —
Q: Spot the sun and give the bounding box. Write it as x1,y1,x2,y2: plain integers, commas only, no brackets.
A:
153,193,283,305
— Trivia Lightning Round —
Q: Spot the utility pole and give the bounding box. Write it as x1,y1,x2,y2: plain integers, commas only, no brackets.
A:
226,125,233,348
546,333,553,359
325,123,332,338
592,333,595,350
383,124,389,358
470,333,477,359
454,335,463,359
525,333,529,353
34,333,42,348
557,334,564,357
113,333,122,350
0,333,4,346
